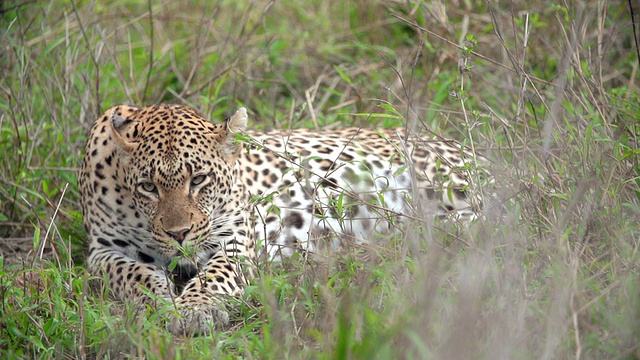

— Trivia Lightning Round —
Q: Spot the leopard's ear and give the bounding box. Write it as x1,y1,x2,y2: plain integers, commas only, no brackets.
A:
227,107,248,134
108,106,140,153
215,107,248,164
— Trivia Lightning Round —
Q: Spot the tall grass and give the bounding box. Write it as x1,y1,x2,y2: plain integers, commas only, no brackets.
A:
1,0,639,359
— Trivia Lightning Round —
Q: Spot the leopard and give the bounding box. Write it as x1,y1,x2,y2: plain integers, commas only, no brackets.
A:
78,103,485,336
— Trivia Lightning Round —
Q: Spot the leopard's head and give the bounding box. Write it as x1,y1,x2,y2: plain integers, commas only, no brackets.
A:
109,104,247,258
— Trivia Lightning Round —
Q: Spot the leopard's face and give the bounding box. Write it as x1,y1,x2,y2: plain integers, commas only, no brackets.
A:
127,148,234,258
107,105,246,259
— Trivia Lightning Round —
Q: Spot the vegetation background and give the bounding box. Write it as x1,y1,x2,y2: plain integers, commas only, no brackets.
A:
1,0,639,359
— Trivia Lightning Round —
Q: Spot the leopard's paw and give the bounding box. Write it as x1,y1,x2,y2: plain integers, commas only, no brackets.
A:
168,301,229,336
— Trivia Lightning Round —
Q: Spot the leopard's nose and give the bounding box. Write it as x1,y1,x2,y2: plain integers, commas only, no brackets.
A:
164,226,191,243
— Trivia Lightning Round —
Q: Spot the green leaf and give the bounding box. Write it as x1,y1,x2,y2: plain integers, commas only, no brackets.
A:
333,65,353,85
168,256,181,272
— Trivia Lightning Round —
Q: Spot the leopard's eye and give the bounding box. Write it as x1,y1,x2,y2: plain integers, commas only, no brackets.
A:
139,182,157,193
190,174,207,187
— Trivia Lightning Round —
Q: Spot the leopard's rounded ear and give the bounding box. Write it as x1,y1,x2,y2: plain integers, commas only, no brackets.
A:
216,107,248,163
227,107,248,134
108,106,140,153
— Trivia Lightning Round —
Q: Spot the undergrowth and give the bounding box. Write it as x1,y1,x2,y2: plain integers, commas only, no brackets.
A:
1,0,639,359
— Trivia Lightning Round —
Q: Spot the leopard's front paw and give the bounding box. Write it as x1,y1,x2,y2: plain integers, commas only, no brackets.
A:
168,299,229,336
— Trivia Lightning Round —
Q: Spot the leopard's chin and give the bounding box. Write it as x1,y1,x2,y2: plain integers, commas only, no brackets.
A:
173,247,218,269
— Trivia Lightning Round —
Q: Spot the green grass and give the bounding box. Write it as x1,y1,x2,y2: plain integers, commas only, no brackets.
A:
1,0,639,358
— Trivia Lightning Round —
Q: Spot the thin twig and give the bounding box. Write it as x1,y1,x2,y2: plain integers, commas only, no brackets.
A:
629,0,640,67
69,0,101,110
39,183,69,260
142,0,155,104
